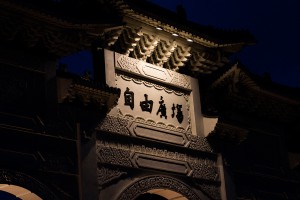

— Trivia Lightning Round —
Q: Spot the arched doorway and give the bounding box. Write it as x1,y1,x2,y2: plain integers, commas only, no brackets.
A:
118,175,201,200
0,169,59,200
136,189,188,200
0,184,42,200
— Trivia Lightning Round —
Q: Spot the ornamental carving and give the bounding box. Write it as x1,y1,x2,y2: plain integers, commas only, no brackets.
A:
115,54,191,90
96,140,219,182
117,176,200,200
98,166,127,186
0,169,59,200
97,115,130,135
187,134,214,153
97,114,215,153
169,70,191,89
97,146,132,167
190,160,219,180
116,53,140,73
117,74,188,96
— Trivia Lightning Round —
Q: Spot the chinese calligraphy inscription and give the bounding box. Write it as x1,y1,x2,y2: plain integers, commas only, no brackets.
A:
156,96,167,119
123,88,185,124
172,103,183,124
124,87,134,110
140,94,153,113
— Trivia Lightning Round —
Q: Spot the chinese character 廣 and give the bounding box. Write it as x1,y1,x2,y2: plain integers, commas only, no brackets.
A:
157,96,167,119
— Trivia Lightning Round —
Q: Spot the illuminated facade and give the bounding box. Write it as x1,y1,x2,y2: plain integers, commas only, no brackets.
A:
0,0,299,199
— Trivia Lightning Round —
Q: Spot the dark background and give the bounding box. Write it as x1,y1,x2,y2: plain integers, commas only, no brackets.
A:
147,0,300,88
61,0,300,88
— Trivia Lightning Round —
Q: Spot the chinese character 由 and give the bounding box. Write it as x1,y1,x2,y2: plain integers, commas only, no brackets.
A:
140,94,153,113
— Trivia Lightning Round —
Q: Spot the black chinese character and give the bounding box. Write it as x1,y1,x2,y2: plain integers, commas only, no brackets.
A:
140,94,153,113
124,87,134,110
172,103,183,123
156,96,167,119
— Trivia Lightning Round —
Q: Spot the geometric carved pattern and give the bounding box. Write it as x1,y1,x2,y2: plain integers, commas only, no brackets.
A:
97,166,127,187
96,115,214,153
117,175,200,200
130,153,192,176
190,161,219,181
127,121,189,147
96,140,219,182
97,146,132,168
97,115,130,135
116,53,192,90
97,115,215,153
0,169,59,200
187,134,214,152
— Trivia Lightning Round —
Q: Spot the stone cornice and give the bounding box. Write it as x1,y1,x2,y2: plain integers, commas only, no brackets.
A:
110,0,254,48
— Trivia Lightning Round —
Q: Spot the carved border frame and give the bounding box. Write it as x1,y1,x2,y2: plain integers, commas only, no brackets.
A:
0,169,59,200
117,175,202,200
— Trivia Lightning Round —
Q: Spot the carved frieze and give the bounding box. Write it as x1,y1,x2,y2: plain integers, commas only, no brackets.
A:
96,140,219,181
117,175,200,200
97,114,214,153
98,115,131,135
97,146,132,168
187,134,214,152
116,53,192,90
97,166,127,186
127,121,189,146
130,153,192,175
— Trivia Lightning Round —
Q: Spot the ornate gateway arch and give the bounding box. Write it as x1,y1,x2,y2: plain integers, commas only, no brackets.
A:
117,175,202,200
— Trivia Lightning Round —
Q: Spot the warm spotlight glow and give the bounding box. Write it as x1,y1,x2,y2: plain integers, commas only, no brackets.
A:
172,33,179,37
187,38,193,42
156,27,163,30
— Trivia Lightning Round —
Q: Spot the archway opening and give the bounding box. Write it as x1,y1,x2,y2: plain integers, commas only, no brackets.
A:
136,189,188,200
0,184,42,200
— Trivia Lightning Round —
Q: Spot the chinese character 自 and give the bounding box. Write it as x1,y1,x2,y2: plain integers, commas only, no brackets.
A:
124,87,134,110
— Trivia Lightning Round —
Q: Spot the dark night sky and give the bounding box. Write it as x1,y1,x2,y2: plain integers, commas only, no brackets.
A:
61,0,300,88
147,0,300,88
